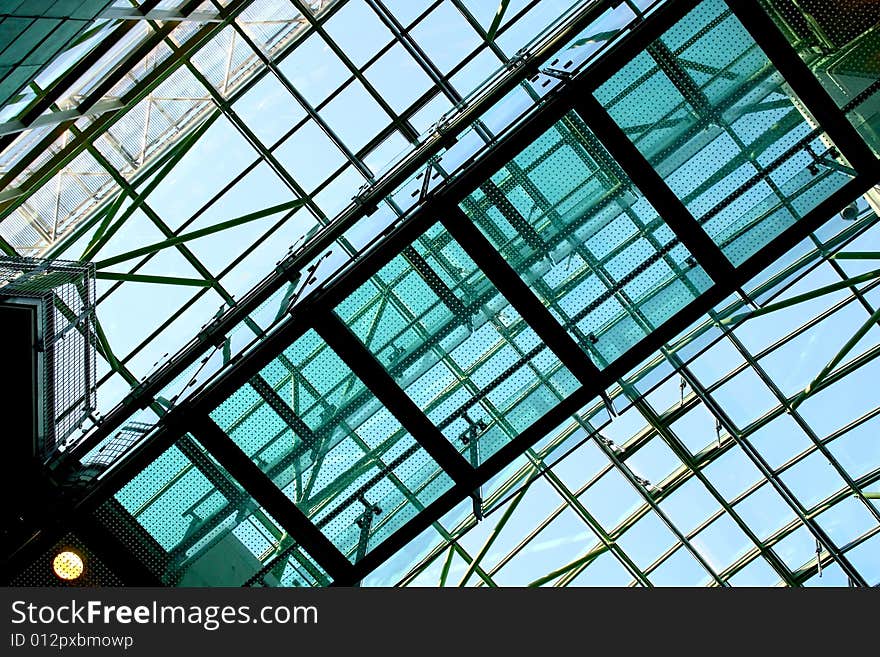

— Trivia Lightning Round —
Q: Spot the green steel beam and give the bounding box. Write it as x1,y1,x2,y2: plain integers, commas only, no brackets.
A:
831,251,880,260
794,303,880,407
79,111,223,261
95,272,215,287
457,470,532,587
438,545,455,587
92,199,306,269
487,0,511,41
721,267,880,325
528,546,606,588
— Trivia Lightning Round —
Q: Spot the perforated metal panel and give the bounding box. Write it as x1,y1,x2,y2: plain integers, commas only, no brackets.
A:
760,0,880,152
0,257,96,454
596,0,855,265
461,110,712,367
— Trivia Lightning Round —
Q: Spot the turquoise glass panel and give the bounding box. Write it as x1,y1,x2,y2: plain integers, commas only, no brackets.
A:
114,438,328,586
460,110,712,368
595,0,856,266
210,329,454,563
335,222,581,463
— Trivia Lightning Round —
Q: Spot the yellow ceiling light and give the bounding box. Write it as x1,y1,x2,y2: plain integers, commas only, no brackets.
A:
52,550,84,581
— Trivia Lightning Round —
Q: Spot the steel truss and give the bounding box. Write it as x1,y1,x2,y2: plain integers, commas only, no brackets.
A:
5,0,880,588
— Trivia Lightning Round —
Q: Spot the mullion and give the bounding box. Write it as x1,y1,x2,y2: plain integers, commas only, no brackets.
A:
189,414,355,581
575,94,736,284
793,524,880,585
548,211,880,584
380,237,576,434
515,419,726,586
481,477,611,585
313,312,473,484
725,0,876,173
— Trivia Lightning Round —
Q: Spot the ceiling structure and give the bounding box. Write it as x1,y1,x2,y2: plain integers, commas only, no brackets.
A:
2,0,880,587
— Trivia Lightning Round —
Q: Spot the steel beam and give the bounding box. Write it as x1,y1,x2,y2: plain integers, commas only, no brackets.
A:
440,204,602,388
313,313,473,484
725,0,877,173
189,415,354,582
576,94,736,283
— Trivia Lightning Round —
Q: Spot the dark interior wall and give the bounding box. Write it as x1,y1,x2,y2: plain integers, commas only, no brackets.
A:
0,300,38,466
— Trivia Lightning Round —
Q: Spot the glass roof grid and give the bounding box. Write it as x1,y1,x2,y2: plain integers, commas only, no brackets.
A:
112,435,332,586
11,0,624,459
594,0,863,268
721,329,880,526
678,367,870,585
8,0,880,589
577,398,790,584
396,202,880,583
668,219,880,576
44,0,664,468
557,423,727,585
644,258,880,580
513,460,652,587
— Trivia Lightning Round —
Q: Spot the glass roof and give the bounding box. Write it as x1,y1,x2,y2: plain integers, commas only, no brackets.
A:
1,0,639,442
4,0,880,588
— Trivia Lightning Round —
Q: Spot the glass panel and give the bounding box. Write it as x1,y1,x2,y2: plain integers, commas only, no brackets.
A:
460,111,711,369
595,0,856,266
335,221,580,463
114,439,328,587
210,329,454,563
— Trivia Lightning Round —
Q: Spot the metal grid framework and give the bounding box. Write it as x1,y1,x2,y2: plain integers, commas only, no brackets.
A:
0,0,638,463
0,256,96,456
4,0,880,588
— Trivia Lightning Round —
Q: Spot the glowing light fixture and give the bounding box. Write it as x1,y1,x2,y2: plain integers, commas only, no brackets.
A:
52,550,84,581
